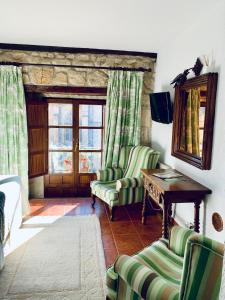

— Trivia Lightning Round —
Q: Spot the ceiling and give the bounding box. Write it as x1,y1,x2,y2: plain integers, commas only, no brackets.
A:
0,0,220,53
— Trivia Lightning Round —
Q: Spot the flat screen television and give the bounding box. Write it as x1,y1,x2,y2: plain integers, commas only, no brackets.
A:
149,92,173,124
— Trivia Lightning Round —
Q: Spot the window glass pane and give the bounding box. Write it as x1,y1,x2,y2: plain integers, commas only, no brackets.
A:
79,129,101,150
49,128,73,150
49,103,72,126
49,152,72,173
79,152,101,173
79,105,102,127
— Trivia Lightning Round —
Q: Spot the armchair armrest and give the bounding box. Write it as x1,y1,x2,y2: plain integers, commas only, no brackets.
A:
180,234,224,300
116,177,143,190
169,225,195,257
114,255,178,299
96,167,123,181
159,237,169,248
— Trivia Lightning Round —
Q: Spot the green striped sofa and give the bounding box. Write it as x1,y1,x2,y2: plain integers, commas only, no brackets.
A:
91,146,160,220
106,226,224,300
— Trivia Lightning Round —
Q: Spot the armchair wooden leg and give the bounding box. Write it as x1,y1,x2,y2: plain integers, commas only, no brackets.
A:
109,206,116,221
91,194,96,208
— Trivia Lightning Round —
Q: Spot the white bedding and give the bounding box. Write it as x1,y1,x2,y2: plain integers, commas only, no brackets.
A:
0,175,22,270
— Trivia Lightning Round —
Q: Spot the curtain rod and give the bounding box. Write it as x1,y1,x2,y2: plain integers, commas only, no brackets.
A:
0,61,151,72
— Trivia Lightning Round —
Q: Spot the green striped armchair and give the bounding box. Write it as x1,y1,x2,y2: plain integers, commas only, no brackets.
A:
91,146,160,220
106,226,224,300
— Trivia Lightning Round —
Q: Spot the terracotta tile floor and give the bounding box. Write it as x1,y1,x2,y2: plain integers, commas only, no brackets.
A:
29,197,162,268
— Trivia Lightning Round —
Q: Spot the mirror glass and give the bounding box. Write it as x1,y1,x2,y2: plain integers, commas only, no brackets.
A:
179,86,206,158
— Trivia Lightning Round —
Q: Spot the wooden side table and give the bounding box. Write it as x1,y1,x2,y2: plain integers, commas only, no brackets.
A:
141,169,211,239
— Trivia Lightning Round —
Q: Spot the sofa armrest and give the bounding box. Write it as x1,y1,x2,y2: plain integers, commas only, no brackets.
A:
96,167,123,181
114,254,178,299
116,177,143,190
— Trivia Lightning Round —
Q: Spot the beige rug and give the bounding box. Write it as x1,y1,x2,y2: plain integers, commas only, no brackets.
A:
0,215,106,299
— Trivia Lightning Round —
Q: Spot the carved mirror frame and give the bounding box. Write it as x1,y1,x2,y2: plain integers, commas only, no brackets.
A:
172,73,218,170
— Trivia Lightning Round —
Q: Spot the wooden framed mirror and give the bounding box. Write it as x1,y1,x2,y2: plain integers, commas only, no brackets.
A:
172,73,218,170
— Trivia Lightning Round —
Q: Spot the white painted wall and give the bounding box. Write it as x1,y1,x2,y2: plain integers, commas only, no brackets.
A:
153,1,225,242
0,0,215,53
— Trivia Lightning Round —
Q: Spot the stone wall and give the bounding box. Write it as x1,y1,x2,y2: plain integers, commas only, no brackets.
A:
0,49,156,143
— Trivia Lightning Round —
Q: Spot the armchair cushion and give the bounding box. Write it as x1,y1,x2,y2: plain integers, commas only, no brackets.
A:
114,255,180,300
91,179,144,207
91,180,118,206
134,240,183,286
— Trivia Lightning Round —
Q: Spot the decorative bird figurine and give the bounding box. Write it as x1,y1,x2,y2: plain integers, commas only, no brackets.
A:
170,68,192,88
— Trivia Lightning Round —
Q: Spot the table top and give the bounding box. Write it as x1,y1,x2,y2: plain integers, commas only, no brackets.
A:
141,169,211,195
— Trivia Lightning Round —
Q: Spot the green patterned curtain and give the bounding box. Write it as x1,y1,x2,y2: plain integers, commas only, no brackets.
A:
103,71,143,168
0,66,29,215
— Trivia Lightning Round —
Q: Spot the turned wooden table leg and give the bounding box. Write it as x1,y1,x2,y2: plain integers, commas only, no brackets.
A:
109,206,116,221
194,200,201,233
91,194,96,208
142,188,148,225
168,203,172,225
162,198,169,239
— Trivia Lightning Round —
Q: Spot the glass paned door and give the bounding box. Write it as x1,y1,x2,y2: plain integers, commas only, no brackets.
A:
45,101,105,197
45,102,75,197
